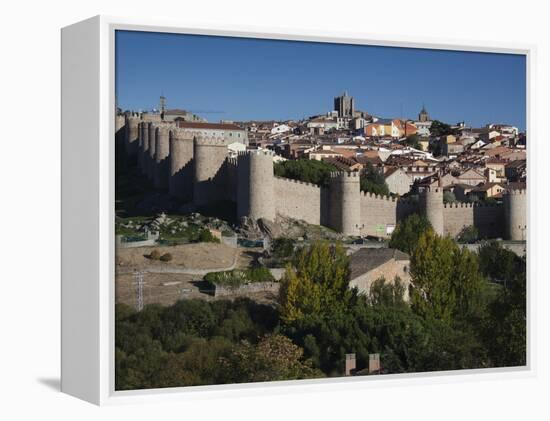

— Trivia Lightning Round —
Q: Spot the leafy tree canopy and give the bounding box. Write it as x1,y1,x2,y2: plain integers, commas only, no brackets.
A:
360,163,390,196
409,229,488,323
389,213,432,255
430,120,460,137
274,158,337,186
278,241,350,323
404,134,421,149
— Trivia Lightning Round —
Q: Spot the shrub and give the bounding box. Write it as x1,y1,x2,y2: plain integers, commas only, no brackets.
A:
271,238,296,259
443,191,456,203
246,267,275,283
457,225,479,243
148,249,161,260
198,229,221,243
159,253,173,262
204,268,274,289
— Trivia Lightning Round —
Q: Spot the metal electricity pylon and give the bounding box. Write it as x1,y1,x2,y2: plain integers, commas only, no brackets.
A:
133,271,145,311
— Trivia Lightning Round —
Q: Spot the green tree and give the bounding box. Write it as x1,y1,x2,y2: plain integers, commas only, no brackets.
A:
478,241,519,283
404,134,421,149
278,241,350,323
368,277,407,307
451,246,487,321
409,230,488,323
443,191,457,203
389,213,432,254
481,258,526,367
360,163,390,196
457,225,479,243
274,159,337,186
220,335,322,383
429,120,459,137
409,230,457,322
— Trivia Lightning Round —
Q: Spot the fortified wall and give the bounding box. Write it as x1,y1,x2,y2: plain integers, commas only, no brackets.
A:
121,115,527,241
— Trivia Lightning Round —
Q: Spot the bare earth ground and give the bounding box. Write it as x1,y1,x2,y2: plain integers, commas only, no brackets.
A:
116,242,239,271
115,243,275,307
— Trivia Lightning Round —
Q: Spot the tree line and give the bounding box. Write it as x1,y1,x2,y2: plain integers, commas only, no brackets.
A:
116,214,526,389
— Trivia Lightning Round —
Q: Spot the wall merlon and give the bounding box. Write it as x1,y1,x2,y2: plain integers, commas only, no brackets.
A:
194,135,228,147
170,127,194,141
504,188,526,196
274,176,321,190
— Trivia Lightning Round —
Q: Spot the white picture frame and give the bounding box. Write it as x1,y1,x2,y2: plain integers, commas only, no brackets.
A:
61,15,535,406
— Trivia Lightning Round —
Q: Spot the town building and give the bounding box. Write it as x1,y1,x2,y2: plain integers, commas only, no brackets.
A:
349,248,411,299
365,119,417,139
384,167,412,195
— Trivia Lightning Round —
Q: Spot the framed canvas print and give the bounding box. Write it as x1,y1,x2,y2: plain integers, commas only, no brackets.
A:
61,16,533,405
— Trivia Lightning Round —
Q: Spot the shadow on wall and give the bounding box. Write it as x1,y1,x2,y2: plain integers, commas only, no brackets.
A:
473,204,505,239
170,159,194,202
320,187,331,226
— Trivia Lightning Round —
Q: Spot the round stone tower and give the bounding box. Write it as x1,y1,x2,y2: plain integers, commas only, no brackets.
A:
504,188,527,241
421,187,444,236
168,128,194,201
137,122,144,169
154,124,171,189
115,114,125,132
147,122,157,180
115,114,126,151
124,114,140,157
329,172,361,235
193,136,229,207
237,150,275,222
140,121,150,174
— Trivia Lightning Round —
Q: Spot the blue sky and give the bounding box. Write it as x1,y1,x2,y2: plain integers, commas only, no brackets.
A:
115,30,526,130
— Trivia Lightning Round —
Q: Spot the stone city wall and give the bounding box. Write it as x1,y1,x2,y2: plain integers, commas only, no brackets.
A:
443,202,505,238
360,193,398,237
274,177,323,225
213,281,280,297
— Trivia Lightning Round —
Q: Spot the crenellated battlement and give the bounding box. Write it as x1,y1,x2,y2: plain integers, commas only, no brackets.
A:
425,187,443,194
330,171,360,180
236,149,275,158
443,201,502,209
194,135,228,147
330,171,361,183
274,176,321,190
360,191,398,202
156,124,172,135
504,188,526,196
169,128,194,141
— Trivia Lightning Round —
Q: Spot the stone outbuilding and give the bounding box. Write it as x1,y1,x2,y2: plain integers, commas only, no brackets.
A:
348,248,411,299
